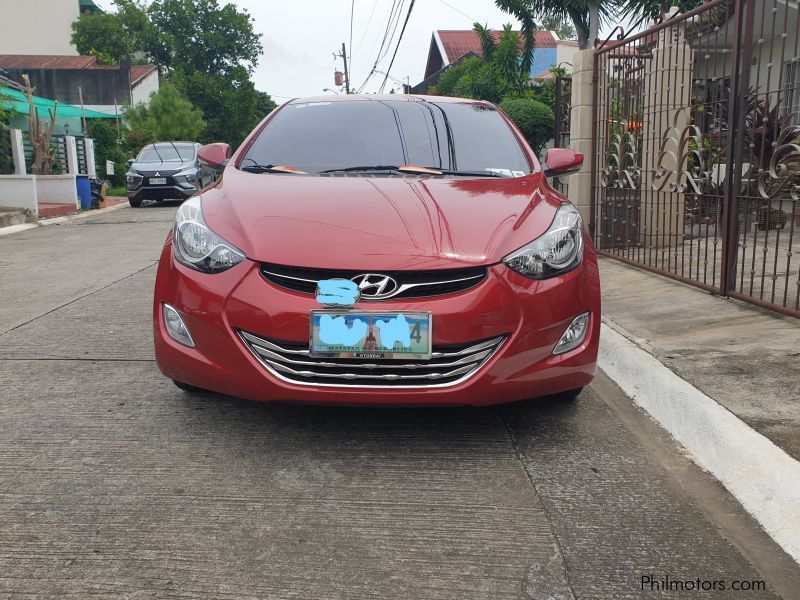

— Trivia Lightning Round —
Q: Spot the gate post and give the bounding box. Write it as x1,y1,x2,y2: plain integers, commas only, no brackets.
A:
640,18,694,253
567,49,596,230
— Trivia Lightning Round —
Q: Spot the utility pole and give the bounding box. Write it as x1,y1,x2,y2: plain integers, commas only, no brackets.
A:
336,43,351,94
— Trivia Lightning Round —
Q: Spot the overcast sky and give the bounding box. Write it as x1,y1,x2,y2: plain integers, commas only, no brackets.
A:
92,0,526,99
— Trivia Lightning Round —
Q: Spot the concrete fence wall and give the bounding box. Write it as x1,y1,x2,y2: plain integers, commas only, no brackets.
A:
0,175,38,216
567,49,596,229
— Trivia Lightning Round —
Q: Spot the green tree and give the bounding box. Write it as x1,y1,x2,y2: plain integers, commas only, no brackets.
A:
70,0,273,147
496,0,705,51
71,10,136,64
431,24,532,104
87,120,129,186
144,0,262,77
125,84,205,142
537,14,576,40
171,67,276,148
499,97,554,154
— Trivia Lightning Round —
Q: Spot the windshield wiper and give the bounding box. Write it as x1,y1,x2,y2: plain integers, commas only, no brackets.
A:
318,165,402,174
437,169,505,178
241,163,307,174
318,165,505,177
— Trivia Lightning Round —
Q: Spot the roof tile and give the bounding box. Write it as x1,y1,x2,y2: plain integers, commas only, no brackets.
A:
436,30,559,63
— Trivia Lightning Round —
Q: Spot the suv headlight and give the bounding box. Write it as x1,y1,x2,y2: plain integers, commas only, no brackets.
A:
173,196,246,273
174,167,198,188
126,172,143,189
503,203,584,279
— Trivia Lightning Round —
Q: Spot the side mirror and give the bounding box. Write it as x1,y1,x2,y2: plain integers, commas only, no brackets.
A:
127,158,135,166
198,143,233,172
543,148,584,178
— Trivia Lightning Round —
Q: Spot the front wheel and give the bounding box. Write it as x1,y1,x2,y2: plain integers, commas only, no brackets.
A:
128,197,142,208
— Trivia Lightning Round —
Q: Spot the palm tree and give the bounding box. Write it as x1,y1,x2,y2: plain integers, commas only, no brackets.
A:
497,0,613,50
496,0,704,50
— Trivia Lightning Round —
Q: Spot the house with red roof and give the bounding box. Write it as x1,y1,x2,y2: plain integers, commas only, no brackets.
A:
413,29,578,93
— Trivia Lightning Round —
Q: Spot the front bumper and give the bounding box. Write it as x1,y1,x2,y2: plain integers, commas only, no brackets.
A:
153,239,601,406
128,184,197,202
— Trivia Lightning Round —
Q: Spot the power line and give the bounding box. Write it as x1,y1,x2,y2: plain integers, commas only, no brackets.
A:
349,0,355,64
433,0,477,23
353,0,378,56
356,0,403,93
379,0,416,93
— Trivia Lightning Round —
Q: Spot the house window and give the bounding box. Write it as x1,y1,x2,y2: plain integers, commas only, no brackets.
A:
783,58,800,125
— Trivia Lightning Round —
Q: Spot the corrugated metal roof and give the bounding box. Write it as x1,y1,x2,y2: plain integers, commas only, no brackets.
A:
130,65,157,85
436,30,558,64
0,55,157,87
0,55,99,69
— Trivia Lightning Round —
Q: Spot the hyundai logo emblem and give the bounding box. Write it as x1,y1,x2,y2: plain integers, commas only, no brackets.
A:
351,274,400,299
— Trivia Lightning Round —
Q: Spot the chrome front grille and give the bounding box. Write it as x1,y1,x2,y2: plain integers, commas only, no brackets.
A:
238,330,505,387
260,264,487,301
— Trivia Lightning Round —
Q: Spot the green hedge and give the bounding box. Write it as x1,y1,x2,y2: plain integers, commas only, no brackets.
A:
87,120,128,186
498,98,555,156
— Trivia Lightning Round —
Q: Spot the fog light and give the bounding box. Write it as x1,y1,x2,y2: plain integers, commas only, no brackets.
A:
553,312,590,355
163,304,195,347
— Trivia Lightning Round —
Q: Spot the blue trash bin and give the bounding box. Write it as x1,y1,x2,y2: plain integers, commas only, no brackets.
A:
76,176,92,210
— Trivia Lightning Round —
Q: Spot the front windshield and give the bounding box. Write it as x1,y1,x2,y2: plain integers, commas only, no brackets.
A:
137,144,195,163
242,100,532,177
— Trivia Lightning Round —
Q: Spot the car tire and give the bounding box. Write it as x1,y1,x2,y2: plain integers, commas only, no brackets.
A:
552,387,583,401
173,380,204,393
128,197,142,208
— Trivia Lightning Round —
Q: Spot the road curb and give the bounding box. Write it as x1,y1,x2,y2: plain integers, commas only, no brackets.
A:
598,318,800,565
0,202,131,236
39,201,130,226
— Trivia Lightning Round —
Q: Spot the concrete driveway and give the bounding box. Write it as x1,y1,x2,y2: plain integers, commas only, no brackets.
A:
0,206,797,599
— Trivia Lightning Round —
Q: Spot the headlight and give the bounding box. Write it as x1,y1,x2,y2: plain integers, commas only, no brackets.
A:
503,203,584,279
173,196,246,273
126,172,143,189
174,168,198,188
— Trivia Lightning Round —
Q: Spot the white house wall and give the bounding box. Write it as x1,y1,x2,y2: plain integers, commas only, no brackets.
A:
0,0,79,55
132,71,160,106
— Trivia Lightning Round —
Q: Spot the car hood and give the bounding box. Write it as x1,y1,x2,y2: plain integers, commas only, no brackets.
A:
131,159,194,174
201,171,561,270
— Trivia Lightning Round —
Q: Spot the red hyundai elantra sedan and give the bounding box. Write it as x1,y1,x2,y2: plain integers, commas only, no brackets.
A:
153,95,600,406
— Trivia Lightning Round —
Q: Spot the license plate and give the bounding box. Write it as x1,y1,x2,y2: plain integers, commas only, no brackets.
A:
310,310,432,359
149,177,167,185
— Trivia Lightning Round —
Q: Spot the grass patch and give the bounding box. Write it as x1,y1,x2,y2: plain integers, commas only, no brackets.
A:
106,186,126,197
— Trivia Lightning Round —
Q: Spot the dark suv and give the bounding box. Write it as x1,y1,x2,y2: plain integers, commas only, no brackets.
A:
126,142,215,207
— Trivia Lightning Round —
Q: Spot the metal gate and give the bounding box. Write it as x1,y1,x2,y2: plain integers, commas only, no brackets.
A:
592,0,800,317
553,75,572,196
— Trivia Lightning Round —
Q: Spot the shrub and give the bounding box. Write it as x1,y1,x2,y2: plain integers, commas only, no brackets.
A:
499,97,555,155
87,120,128,186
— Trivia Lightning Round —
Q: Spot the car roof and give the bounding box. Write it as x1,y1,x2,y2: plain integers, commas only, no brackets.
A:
287,94,492,107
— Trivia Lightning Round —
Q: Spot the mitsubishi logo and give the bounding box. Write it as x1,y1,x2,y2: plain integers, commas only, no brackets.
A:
154,172,160,176
351,274,400,299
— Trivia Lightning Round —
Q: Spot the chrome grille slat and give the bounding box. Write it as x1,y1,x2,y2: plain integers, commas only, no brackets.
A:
250,343,492,370
265,360,476,381
240,330,499,359
238,330,506,388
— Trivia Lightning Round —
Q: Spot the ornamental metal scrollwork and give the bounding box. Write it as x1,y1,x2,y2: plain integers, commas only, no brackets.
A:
651,109,709,194
757,114,800,201
601,125,641,190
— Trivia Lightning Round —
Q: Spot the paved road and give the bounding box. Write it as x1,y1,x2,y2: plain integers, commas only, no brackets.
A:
1,206,798,599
